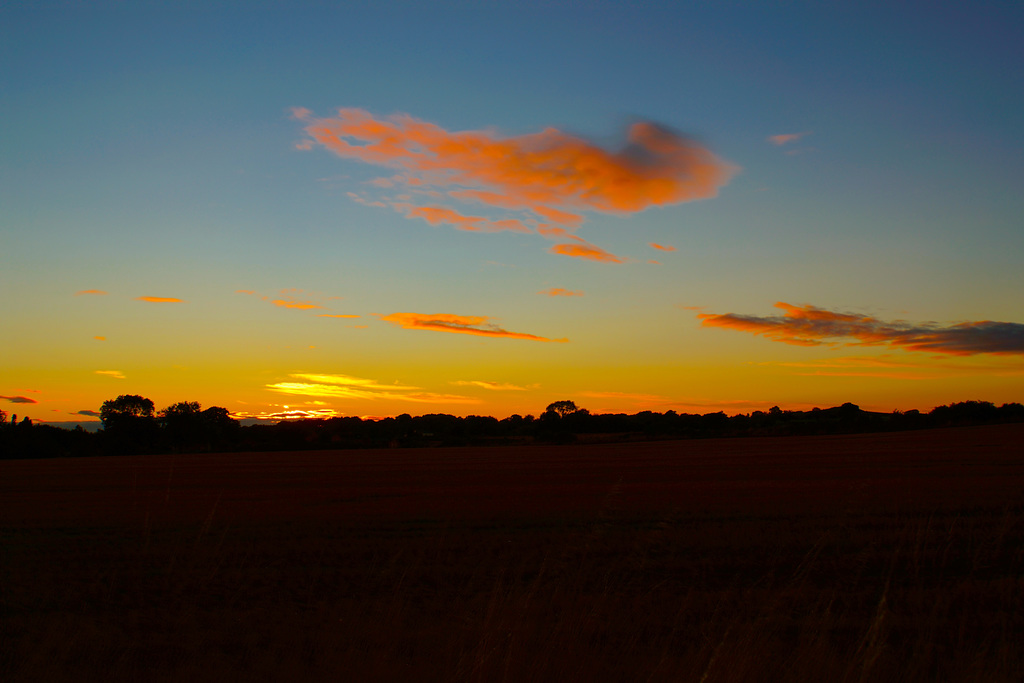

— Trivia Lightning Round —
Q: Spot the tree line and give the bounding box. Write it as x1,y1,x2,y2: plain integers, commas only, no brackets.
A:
1,396,1022,459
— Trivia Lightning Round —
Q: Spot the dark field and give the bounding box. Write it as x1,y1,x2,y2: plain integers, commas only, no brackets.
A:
3,424,1023,681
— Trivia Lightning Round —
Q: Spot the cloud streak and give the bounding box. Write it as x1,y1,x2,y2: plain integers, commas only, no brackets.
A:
380,312,567,342
539,287,583,297
272,298,322,310
1,395,38,404
137,296,185,304
75,289,108,296
548,241,624,263
95,370,126,379
402,205,532,233
267,372,479,404
451,380,532,391
698,302,1024,356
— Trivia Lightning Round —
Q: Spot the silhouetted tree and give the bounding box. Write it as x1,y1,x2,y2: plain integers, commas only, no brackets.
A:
100,395,158,454
160,401,203,451
545,400,579,418
101,395,155,427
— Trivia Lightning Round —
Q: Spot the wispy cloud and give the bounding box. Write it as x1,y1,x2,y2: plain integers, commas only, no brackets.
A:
95,370,126,379
548,241,624,263
402,205,531,233
539,287,583,297
267,372,479,404
294,108,735,259
272,298,322,310
233,407,344,421
1,395,38,404
451,380,532,391
648,242,676,252
379,312,567,342
75,409,100,417
75,289,108,296
290,373,420,391
137,296,185,304
768,132,810,146
93,336,106,341
698,302,1024,356
239,288,352,313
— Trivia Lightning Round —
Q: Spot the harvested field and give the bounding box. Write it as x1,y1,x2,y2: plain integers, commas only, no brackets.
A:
2,424,1023,681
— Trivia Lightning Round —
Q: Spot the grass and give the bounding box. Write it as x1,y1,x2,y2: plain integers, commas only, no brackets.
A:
2,424,1023,681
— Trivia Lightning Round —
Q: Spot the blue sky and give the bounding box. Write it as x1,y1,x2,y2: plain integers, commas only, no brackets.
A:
3,2,1023,423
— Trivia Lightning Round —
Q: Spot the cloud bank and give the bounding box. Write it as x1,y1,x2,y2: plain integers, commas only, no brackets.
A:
699,302,1024,356
380,312,567,342
295,108,734,261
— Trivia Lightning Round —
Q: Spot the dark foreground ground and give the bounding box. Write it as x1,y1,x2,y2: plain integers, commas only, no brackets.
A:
2,424,1022,682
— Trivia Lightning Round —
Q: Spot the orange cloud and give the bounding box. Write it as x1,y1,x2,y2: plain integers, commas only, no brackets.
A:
235,407,344,421
649,242,676,252
235,289,256,295
95,370,125,379
297,109,734,212
530,203,584,226
449,189,585,226
267,373,479,404
405,205,531,233
137,296,185,303
698,302,1024,356
768,132,810,145
75,289,108,296
295,108,735,255
272,299,322,310
93,336,106,341
379,312,567,342
539,287,583,297
549,241,624,263
536,224,576,240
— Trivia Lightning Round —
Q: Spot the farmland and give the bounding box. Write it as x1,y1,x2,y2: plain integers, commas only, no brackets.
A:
2,423,1023,681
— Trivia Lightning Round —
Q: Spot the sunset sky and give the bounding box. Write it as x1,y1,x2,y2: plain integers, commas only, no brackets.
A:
3,3,1023,425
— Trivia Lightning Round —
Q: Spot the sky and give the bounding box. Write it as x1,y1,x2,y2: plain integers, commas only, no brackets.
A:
3,1,1023,425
